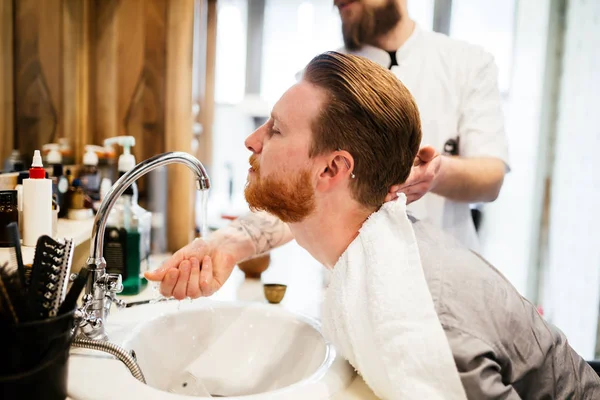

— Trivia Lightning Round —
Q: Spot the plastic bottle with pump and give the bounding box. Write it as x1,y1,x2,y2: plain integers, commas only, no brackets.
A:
80,145,101,201
103,136,152,295
58,138,75,165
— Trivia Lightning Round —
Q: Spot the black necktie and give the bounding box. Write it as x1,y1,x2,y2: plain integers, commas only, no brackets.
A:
387,51,398,69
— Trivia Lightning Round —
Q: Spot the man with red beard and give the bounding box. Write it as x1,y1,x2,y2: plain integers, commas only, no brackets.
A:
149,0,508,290
147,1,510,301
148,52,599,398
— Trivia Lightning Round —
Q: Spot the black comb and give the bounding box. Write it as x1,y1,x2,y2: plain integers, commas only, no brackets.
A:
53,238,74,316
0,262,33,324
29,236,68,320
6,222,26,289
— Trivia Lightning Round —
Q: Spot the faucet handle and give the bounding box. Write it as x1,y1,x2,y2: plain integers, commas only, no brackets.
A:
105,291,127,309
75,298,104,333
98,273,123,294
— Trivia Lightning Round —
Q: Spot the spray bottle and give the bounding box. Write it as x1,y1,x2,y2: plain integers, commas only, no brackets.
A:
80,145,102,201
103,136,152,294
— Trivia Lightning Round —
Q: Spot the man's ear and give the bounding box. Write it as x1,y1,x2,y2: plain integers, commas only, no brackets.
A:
316,151,354,192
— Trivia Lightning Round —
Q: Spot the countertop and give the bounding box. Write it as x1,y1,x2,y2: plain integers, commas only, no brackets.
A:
0,218,94,265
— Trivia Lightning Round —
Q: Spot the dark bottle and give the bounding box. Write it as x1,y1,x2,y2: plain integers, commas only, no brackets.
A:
0,190,19,247
52,164,69,218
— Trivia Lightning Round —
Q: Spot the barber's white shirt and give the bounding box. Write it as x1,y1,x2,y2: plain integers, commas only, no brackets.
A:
335,25,510,250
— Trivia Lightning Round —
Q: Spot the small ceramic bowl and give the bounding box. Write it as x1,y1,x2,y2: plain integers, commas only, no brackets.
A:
238,254,271,279
263,283,287,304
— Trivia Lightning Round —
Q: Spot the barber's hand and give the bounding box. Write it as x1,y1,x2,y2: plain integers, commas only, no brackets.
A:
144,238,236,300
385,146,442,204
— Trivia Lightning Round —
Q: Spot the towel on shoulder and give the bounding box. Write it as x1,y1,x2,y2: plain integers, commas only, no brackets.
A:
322,194,466,399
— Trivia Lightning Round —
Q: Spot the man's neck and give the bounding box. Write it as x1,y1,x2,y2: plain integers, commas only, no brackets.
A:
371,18,416,53
289,202,372,268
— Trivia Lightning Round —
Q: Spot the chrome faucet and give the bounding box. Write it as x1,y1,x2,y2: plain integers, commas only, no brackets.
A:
76,152,210,340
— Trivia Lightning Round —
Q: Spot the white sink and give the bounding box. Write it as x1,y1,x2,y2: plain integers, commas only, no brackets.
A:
68,299,355,399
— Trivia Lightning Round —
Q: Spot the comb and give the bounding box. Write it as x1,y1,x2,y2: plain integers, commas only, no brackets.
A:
54,238,74,315
6,222,26,289
28,236,69,320
0,266,19,324
0,261,33,324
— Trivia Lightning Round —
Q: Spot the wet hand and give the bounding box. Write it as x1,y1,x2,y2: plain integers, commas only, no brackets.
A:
144,238,237,300
385,146,442,204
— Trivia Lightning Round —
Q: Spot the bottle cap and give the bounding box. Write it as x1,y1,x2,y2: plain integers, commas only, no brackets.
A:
29,150,46,179
32,150,43,167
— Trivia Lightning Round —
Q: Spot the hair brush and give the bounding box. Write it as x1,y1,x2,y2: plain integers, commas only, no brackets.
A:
28,236,71,320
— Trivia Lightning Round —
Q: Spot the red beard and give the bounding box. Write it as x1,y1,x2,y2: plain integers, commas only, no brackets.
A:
244,155,316,223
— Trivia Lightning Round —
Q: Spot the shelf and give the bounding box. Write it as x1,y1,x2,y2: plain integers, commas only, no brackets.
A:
0,218,94,266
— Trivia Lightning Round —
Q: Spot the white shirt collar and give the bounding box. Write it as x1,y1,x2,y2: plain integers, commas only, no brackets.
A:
341,23,423,68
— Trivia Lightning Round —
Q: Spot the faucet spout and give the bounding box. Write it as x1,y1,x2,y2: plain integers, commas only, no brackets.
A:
90,151,210,264
79,151,210,340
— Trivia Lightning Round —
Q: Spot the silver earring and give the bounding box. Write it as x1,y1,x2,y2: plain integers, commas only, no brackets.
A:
338,148,355,179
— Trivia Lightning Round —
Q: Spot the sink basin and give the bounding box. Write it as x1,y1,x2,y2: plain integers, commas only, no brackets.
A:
68,299,355,399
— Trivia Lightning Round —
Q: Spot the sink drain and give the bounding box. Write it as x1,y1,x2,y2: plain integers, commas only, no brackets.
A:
168,373,214,396
179,383,225,397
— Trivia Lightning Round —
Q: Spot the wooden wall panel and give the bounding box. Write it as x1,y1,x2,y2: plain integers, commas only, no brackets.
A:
2,0,214,253
0,0,14,164
93,0,118,150
125,0,166,164
92,0,166,197
14,0,62,161
37,0,62,114
115,0,144,130
203,0,217,168
94,0,139,145
194,0,216,169
63,0,91,163
166,0,196,251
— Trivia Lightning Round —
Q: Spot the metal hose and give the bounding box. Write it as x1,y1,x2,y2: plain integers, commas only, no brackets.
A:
72,337,146,384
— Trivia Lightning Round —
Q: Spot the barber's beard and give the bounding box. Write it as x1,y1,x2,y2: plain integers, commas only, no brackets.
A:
244,156,316,223
342,0,402,51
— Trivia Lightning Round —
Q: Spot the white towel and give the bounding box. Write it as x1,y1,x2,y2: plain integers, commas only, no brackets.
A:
322,194,466,399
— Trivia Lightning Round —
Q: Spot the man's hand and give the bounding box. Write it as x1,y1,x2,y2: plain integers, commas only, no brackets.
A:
144,210,294,300
144,238,237,300
385,146,441,204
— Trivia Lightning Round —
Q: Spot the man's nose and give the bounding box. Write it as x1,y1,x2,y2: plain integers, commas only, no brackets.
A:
245,126,264,154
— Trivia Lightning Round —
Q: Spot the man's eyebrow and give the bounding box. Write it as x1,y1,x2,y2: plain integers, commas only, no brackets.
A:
271,112,286,129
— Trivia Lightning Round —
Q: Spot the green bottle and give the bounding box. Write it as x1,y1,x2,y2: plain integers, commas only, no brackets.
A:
102,136,152,295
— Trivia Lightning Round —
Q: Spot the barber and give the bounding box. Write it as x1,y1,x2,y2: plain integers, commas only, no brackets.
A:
145,0,509,297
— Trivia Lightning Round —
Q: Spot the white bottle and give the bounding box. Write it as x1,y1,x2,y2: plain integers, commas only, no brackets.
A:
23,150,54,246
43,143,63,166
